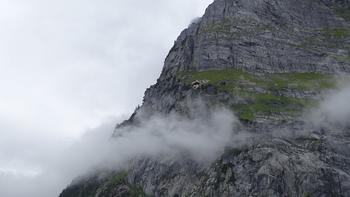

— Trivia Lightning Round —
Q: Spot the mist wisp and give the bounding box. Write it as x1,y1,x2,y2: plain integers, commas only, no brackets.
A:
49,102,247,197
69,104,244,174
308,78,350,130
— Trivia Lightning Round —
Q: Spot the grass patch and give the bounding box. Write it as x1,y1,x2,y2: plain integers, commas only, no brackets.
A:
178,69,336,121
233,93,312,121
237,108,256,122
336,55,350,62
252,94,305,112
334,8,350,21
109,171,128,186
108,171,152,197
322,28,350,39
269,72,337,91
179,69,336,92
303,192,312,197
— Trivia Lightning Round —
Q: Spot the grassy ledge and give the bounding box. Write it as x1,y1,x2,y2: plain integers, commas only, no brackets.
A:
178,69,336,122
334,7,350,22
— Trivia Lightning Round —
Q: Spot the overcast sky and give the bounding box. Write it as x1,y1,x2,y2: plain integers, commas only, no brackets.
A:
0,0,213,196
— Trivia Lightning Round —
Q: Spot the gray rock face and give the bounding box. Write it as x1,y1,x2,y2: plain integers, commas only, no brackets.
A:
60,130,350,197
129,133,350,197
59,0,350,197
161,0,350,80
142,0,350,121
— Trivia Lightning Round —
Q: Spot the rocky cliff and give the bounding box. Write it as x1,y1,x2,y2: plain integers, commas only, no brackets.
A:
59,0,350,196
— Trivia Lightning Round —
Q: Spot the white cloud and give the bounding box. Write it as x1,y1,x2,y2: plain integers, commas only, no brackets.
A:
309,79,350,128
0,105,240,197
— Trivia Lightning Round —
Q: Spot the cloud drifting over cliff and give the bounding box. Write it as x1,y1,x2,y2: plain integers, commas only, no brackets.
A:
0,105,240,197
309,79,350,128
63,106,241,175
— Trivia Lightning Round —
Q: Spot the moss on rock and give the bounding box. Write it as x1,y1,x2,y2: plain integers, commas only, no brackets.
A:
178,69,336,121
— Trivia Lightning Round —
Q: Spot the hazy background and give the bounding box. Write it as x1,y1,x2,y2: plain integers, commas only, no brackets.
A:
0,0,213,196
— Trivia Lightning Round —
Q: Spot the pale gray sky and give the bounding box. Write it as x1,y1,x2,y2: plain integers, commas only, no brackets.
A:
0,1,213,196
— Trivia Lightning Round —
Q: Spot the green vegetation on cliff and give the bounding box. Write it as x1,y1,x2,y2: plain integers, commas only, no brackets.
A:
322,27,350,39
334,8,350,21
178,69,336,121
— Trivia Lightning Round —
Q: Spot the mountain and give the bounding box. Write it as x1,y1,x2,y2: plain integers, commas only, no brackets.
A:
59,0,350,196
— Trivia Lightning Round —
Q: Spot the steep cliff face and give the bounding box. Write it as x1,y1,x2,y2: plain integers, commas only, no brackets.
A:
142,0,350,116
161,0,350,79
60,0,350,197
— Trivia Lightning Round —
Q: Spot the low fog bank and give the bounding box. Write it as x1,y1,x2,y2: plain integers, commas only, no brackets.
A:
113,107,246,163
2,80,350,197
61,104,247,180
0,104,244,197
